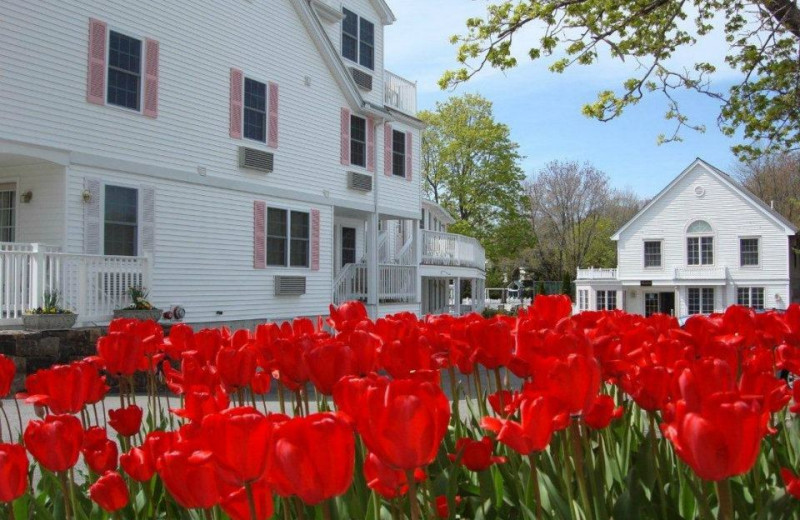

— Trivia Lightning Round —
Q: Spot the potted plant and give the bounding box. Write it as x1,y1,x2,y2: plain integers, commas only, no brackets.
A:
113,286,162,321
22,290,78,330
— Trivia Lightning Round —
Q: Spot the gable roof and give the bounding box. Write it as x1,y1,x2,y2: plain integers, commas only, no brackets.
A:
610,158,799,240
368,0,397,24
422,199,456,225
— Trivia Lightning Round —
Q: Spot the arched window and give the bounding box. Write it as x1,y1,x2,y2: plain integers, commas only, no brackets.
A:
687,220,713,265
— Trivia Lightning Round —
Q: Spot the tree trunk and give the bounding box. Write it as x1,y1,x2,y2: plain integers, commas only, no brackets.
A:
761,0,800,39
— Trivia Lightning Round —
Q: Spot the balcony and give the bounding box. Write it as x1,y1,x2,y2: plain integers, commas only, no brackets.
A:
384,70,417,116
576,267,618,280
673,266,727,281
422,231,485,270
0,243,151,325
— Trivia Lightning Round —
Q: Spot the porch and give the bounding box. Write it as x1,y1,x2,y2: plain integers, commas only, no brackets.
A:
0,242,151,326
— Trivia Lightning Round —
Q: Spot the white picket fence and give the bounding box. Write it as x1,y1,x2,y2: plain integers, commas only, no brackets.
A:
0,243,150,325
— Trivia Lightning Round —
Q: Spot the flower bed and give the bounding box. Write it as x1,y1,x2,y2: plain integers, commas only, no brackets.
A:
0,296,799,519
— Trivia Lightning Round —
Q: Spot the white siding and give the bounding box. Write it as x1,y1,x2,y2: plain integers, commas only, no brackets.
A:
0,0,407,209
377,120,421,215
0,165,65,247
66,165,333,323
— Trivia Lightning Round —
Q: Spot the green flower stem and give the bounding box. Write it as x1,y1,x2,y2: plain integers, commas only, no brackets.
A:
244,481,258,520
528,452,543,520
406,470,421,520
648,414,668,520
715,479,733,520
569,420,593,520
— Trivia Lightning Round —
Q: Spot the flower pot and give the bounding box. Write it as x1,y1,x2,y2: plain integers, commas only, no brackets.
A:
22,313,78,331
112,308,163,322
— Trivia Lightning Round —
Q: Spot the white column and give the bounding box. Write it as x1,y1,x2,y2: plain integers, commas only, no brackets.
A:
470,278,477,313
454,277,462,316
413,221,421,308
366,213,379,317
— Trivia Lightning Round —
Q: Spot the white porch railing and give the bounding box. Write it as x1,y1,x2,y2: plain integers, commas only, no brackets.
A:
576,267,618,280
674,266,727,280
0,243,150,324
384,70,417,115
332,263,417,305
421,231,485,270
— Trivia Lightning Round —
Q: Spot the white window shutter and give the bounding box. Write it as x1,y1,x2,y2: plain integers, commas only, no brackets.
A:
83,178,102,254
141,185,156,256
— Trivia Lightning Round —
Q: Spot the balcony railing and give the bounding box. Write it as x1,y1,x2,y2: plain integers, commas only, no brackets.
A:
0,243,151,325
332,263,417,305
422,231,485,270
576,267,618,280
384,70,417,116
673,266,727,280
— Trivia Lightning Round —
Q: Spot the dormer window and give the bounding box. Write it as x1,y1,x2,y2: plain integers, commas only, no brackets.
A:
687,220,713,265
342,9,375,70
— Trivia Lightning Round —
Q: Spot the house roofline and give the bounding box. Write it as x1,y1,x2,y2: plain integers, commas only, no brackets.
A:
610,158,798,240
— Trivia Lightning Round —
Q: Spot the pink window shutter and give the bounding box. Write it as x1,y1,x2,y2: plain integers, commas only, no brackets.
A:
230,68,244,139
268,82,279,148
384,123,393,176
86,19,107,105
143,39,159,118
311,209,321,271
405,132,413,181
340,108,351,165
366,117,375,172
253,201,266,269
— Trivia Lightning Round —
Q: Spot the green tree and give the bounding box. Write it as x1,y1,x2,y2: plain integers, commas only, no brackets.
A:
420,94,525,235
441,1,800,160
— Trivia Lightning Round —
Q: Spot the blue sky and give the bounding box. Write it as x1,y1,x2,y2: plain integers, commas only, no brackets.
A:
384,0,744,198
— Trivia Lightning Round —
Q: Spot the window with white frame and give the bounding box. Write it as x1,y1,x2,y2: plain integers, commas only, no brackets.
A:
597,290,616,310
0,184,15,243
342,9,375,70
688,287,714,314
243,78,267,142
644,240,662,268
266,208,309,267
104,185,138,256
687,220,713,265
578,290,589,311
645,293,659,317
737,287,765,310
392,130,406,177
350,115,366,167
107,31,142,111
740,238,759,267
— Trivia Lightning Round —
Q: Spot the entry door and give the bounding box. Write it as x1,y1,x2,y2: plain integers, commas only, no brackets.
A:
659,292,675,316
0,184,16,242
341,227,356,267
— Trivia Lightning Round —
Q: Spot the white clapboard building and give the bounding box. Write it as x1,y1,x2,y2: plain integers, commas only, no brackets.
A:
575,159,800,317
0,0,485,326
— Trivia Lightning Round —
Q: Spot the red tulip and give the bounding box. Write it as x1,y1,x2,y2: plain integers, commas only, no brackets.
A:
662,394,769,481
220,479,274,520
267,412,354,505
328,301,369,333
0,355,15,398
348,330,380,375
251,371,272,395
781,468,800,500
24,414,83,472
216,344,258,392
89,471,129,512
467,318,513,369
98,320,163,376
488,390,519,416
435,495,462,519
108,405,143,437
120,447,155,482
525,353,601,416
156,448,222,509
305,339,358,395
353,377,450,470
583,395,623,430
18,361,108,414
482,395,566,455
0,443,28,502
82,426,118,474
201,407,284,486
171,384,230,423
363,452,426,499
620,365,673,412
447,437,506,472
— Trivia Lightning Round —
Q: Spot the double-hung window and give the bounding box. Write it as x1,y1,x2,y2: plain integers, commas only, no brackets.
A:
737,287,765,310
740,238,759,267
578,290,589,311
687,220,713,265
341,9,375,70
350,115,366,167
0,184,16,242
107,31,142,111
244,78,267,142
104,185,138,256
266,208,310,267
392,130,406,177
644,240,662,268
597,290,616,310
688,287,714,314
